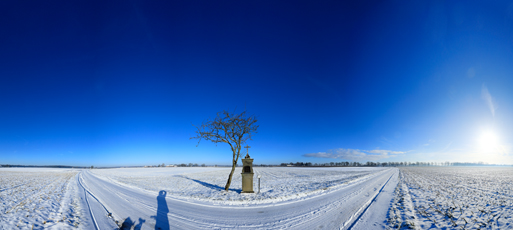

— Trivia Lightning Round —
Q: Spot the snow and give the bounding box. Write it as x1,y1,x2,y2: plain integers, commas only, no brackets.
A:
2,166,400,229
81,167,398,229
387,167,513,229
89,167,387,205
0,168,81,230
4,166,513,229
349,168,399,230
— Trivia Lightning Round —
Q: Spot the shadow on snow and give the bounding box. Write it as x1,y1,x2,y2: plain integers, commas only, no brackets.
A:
120,217,145,230
174,175,242,193
120,190,170,230
152,190,170,230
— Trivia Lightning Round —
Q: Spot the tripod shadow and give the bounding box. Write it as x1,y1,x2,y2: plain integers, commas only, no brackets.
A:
151,190,170,230
120,217,145,230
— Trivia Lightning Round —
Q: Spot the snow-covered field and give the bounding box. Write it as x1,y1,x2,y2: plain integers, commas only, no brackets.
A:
388,167,513,229
0,166,397,229
90,167,386,205
4,166,513,229
81,167,397,229
0,168,81,230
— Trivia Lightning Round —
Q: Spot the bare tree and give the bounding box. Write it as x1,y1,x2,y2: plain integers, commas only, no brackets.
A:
191,110,258,191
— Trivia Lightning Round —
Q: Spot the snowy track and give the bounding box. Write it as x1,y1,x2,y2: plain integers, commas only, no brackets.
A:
78,168,399,229
78,174,116,230
345,172,394,230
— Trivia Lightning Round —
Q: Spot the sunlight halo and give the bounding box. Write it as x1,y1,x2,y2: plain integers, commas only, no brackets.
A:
478,130,500,153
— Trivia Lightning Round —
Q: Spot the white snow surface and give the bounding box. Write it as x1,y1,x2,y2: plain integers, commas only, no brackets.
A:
388,167,513,229
90,167,387,205
5,166,513,229
0,168,82,230
2,167,399,229
80,167,397,229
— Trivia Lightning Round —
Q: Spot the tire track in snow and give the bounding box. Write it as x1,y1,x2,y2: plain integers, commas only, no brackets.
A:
77,171,118,230
81,170,215,229
344,169,396,230
80,168,397,229
78,172,113,216
77,173,100,230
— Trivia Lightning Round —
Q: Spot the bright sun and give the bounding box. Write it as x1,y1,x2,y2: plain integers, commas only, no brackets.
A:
479,131,499,152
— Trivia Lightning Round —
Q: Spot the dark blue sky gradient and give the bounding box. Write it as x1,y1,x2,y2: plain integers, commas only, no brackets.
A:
1,1,513,166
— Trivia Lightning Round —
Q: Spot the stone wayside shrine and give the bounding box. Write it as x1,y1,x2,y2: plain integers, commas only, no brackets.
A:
241,145,254,193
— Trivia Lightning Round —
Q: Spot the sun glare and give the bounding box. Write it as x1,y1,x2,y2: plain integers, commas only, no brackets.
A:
478,130,499,152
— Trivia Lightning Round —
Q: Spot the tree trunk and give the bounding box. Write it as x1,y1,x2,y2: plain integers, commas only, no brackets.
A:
224,160,237,191
225,143,241,191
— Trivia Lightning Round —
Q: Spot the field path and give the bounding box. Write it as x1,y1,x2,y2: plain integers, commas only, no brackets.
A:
78,168,398,229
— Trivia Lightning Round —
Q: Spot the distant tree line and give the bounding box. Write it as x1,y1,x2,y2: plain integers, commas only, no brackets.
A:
3,161,509,169
175,163,206,167
280,162,362,167
278,161,511,167
0,164,84,168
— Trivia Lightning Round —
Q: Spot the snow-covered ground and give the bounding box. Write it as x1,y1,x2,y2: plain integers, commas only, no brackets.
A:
0,168,81,230
90,167,386,205
4,166,513,229
388,167,513,229
82,167,397,229
1,166,399,229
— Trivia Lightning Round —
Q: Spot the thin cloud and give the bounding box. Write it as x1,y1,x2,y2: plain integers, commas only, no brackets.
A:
441,141,453,153
379,136,394,145
422,139,436,147
367,149,404,155
481,85,497,117
303,148,404,161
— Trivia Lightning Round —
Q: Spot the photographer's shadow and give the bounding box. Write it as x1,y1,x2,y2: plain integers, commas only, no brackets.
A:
151,190,170,230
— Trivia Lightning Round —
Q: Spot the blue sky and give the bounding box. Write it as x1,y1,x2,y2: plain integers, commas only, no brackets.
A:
1,1,513,166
